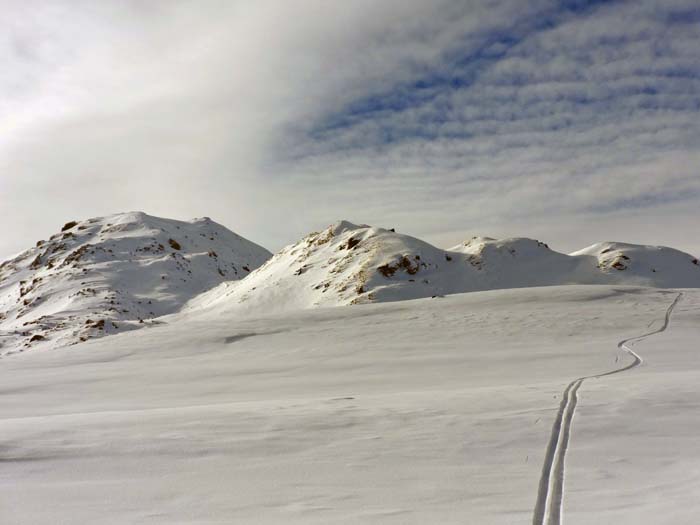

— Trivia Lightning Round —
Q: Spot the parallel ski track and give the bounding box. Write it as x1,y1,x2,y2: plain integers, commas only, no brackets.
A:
532,292,683,525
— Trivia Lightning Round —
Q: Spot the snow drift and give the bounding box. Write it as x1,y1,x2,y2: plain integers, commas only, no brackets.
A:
0,212,270,355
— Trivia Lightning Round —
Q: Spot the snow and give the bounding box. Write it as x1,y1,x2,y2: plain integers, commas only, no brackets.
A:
2,285,699,523
2,215,700,523
189,220,700,314
4,217,698,355
0,212,270,355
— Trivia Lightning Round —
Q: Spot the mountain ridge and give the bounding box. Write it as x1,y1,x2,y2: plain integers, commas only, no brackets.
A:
3,215,699,354
189,220,700,314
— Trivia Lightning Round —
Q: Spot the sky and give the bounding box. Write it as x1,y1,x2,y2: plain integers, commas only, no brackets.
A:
1,0,699,259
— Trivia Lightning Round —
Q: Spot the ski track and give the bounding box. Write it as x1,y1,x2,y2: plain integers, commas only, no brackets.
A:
532,292,683,525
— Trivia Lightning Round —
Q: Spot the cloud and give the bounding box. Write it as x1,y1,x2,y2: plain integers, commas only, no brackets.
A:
1,0,699,259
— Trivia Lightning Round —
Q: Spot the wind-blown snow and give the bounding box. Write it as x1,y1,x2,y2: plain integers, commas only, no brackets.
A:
190,220,700,314
0,212,270,355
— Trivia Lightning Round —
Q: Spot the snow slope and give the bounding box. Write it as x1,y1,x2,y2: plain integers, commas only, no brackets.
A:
0,212,270,355
1,286,698,524
190,220,700,314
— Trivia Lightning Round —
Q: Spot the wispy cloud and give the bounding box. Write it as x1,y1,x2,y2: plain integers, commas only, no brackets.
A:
1,0,698,258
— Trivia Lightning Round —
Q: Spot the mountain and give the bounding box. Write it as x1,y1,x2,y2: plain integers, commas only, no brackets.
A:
0,212,270,355
4,216,698,353
189,220,700,314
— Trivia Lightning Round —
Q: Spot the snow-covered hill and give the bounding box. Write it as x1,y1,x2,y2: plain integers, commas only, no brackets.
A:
190,220,700,314
4,216,698,353
0,212,270,355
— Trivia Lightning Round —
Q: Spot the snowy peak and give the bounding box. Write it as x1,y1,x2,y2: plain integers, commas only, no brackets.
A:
451,236,561,274
570,241,700,287
190,221,458,312
192,222,700,315
453,236,551,255
0,212,270,355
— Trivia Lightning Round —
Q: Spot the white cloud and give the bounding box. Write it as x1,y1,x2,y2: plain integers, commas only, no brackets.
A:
1,0,698,259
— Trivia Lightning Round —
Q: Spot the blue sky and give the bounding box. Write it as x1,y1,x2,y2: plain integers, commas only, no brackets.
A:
1,0,699,257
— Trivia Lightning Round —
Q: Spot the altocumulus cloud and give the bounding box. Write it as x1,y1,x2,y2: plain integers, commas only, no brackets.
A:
1,0,699,258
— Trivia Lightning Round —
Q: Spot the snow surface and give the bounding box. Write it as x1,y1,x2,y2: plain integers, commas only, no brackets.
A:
3,215,700,523
2,285,699,524
189,220,700,314
0,212,270,355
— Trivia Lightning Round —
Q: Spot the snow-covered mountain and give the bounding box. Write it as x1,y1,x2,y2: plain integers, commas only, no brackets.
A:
0,212,270,355
190,220,700,314
4,216,698,353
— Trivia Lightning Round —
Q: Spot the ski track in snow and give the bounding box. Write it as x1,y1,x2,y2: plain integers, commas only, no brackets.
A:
532,292,683,525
